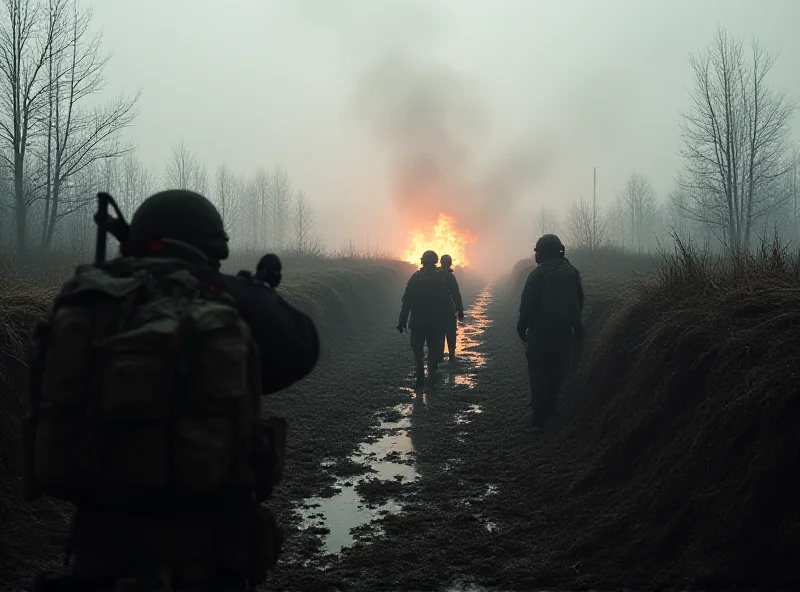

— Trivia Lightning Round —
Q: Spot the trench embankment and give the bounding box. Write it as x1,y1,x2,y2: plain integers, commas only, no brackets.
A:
490,251,800,589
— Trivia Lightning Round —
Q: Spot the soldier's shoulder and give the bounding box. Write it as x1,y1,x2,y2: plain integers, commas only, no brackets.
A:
527,265,544,279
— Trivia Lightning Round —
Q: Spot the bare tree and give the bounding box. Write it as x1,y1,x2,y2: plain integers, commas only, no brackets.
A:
292,189,314,252
117,153,153,216
0,0,68,256
39,0,139,249
164,139,207,193
665,187,693,243
267,165,291,249
213,162,236,229
679,28,797,253
249,167,271,249
566,196,607,252
616,173,658,252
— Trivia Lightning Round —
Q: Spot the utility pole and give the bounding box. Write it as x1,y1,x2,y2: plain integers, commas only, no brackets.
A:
592,167,597,252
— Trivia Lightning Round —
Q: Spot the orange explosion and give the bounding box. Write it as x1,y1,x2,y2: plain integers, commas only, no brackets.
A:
402,213,477,268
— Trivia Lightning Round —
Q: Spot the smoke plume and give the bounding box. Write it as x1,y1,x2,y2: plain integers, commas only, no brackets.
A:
353,51,553,245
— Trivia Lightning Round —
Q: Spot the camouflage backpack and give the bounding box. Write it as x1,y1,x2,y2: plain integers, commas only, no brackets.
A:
22,255,285,507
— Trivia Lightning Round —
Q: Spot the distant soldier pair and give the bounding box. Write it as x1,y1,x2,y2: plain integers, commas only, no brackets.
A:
397,250,464,389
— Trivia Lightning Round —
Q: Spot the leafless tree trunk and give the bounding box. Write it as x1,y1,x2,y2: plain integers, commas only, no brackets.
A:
665,187,693,243
250,167,271,250
566,196,607,252
0,0,67,257
616,172,658,252
117,152,152,216
39,0,138,249
679,28,797,254
267,165,291,249
292,189,314,252
164,139,207,194
213,162,236,229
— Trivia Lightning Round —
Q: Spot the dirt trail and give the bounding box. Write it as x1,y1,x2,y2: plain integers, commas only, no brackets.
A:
266,282,536,591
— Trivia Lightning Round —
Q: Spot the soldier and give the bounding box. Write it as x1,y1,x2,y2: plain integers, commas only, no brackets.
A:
26,190,319,591
516,234,584,428
439,254,465,364
397,250,454,389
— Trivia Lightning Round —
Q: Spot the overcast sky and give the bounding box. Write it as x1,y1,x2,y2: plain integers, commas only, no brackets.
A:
91,0,800,268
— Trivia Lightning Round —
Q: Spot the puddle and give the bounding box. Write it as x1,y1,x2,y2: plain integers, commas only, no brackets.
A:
442,284,494,388
296,283,495,557
295,403,421,555
455,404,484,424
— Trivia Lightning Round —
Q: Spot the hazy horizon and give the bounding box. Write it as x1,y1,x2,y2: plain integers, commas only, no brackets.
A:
86,0,800,271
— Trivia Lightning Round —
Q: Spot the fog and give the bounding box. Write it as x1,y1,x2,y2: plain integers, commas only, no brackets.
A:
5,0,800,272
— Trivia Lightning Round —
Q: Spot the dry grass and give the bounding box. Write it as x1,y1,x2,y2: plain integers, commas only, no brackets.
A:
544,238,800,587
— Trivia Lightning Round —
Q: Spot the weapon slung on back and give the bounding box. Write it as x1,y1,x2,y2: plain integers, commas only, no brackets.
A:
94,192,130,264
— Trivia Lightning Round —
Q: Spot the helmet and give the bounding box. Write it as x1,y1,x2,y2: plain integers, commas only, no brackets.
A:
534,234,564,254
440,254,453,268
534,234,565,264
128,190,229,260
420,250,439,266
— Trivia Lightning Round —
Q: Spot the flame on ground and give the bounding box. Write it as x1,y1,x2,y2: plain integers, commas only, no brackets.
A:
402,213,477,268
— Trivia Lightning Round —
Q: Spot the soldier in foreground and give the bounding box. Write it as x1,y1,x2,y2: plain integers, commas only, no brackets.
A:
516,234,584,428
25,190,319,591
397,250,454,389
439,254,465,364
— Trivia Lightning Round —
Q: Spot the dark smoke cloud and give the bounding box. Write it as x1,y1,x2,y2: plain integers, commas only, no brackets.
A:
353,51,553,236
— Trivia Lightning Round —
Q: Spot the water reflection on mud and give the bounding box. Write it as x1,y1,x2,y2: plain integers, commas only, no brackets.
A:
296,403,421,554
296,283,496,557
442,284,494,388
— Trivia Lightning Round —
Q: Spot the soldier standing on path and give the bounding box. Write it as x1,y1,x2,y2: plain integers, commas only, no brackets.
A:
439,254,465,365
25,190,320,592
516,234,584,428
398,250,454,389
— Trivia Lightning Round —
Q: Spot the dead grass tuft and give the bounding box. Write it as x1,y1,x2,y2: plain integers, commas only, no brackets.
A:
549,237,800,586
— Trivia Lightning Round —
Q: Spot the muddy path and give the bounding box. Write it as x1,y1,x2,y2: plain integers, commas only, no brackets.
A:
266,282,542,591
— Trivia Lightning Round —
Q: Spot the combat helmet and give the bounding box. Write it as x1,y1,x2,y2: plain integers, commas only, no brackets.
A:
127,189,229,261
440,254,453,269
420,250,439,267
534,233,565,263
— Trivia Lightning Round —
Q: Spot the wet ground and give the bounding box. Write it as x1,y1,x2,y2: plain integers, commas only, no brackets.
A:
293,286,494,561
263,284,541,590
4,269,789,591
263,277,652,591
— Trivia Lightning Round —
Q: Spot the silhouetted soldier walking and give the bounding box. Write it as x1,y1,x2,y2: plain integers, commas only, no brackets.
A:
439,254,464,364
517,234,584,428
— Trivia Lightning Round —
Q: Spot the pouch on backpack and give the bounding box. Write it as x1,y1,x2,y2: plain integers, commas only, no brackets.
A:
24,258,261,505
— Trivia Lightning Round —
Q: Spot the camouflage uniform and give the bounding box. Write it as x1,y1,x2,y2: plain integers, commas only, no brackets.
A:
517,234,584,426
398,252,453,387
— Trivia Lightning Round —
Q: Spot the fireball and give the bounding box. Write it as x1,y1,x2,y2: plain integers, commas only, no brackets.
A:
402,213,477,268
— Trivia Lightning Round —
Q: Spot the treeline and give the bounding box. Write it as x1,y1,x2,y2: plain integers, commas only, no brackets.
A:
539,28,799,256
0,0,323,263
